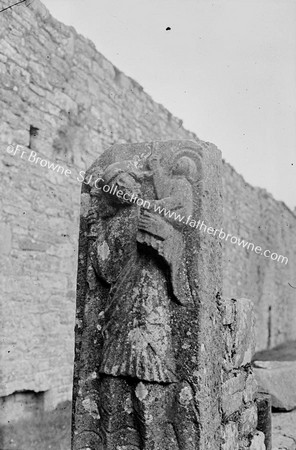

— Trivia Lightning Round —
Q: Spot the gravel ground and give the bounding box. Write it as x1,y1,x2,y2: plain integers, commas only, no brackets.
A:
273,410,296,450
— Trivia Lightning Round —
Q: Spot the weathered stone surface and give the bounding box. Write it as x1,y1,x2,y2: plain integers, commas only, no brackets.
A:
239,404,257,436
219,297,235,325
250,431,266,450
254,361,296,410
221,422,239,450
220,296,256,373
72,140,223,449
222,373,247,418
244,373,258,403
233,298,256,367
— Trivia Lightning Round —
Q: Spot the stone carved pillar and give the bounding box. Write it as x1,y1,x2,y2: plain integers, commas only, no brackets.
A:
72,140,223,450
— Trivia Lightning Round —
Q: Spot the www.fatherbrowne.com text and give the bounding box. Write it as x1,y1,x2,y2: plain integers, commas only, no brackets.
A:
90,177,288,266
5,144,289,265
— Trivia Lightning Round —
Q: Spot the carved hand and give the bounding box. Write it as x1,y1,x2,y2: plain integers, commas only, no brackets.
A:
138,211,170,240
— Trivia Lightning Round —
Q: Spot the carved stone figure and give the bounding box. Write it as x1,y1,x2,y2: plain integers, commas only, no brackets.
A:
90,159,179,383
72,141,223,450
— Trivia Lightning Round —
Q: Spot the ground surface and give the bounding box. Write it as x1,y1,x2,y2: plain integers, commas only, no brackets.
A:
273,410,296,450
0,401,71,450
254,341,296,449
0,400,295,450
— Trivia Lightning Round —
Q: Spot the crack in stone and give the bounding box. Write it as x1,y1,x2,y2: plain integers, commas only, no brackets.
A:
0,0,32,14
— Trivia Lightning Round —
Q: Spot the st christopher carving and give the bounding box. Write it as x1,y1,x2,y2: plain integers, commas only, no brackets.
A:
72,141,204,450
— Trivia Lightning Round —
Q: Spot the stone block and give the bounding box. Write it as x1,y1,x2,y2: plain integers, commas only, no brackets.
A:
250,431,266,450
101,56,116,79
115,71,133,91
254,361,296,410
11,9,32,31
92,60,105,80
244,373,258,403
49,91,78,115
0,122,13,144
239,404,257,436
233,298,255,367
27,0,50,20
219,297,235,325
29,83,46,97
222,373,246,417
222,421,239,450
224,328,234,356
0,40,17,61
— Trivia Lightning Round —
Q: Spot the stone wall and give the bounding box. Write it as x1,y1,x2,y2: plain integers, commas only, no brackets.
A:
222,163,296,350
219,297,264,450
0,0,295,410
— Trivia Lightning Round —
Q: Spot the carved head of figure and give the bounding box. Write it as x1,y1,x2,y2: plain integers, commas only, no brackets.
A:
172,156,198,183
102,161,143,205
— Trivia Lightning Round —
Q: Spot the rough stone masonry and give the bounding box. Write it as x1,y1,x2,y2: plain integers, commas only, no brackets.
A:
72,140,263,450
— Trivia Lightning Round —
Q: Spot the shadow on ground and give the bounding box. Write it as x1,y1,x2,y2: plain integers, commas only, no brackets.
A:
0,401,71,450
